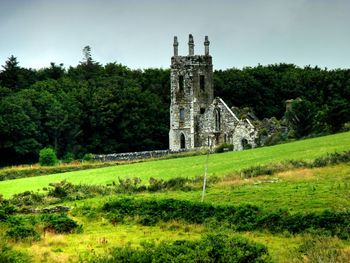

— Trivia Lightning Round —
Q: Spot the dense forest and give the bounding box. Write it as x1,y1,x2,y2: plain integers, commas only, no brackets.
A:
0,46,349,166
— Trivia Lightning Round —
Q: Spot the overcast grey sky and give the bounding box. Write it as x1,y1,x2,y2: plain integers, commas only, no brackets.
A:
0,0,349,70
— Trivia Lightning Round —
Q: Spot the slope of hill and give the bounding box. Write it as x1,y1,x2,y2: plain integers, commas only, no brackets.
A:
1,132,350,262
1,131,350,198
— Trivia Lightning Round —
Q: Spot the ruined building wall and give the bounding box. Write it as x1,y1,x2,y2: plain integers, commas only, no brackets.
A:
169,34,213,151
232,120,257,150
169,34,258,151
196,98,240,148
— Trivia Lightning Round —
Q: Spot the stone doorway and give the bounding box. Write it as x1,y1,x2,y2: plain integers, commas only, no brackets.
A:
180,134,186,149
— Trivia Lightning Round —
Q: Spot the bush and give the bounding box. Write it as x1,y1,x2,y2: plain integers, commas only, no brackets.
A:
39,147,58,166
240,150,350,177
85,234,271,263
6,215,38,228
230,204,260,231
117,177,142,193
165,177,192,191
102,198,350,239
6,225,40,242
214,143,234,153
0,202,16,221
294,236,350,263
0,242,30,262
10,191,45,207
83,153,94,162
312,151,350,168
40,213,80,233
264,131,286,146
62,152,75,163
240,164,281,178
147,177,166,192
48,180,74,199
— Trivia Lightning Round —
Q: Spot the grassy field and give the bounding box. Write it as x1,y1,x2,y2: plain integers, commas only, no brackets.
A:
1,132,350,262
130,164,350,213
1,131,350,198
61,163,350,213
15,220,204,262
7,162,349,262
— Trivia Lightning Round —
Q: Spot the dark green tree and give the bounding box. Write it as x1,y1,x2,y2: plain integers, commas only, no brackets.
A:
0,93,41,164
0,55,20,90
285,99,317,138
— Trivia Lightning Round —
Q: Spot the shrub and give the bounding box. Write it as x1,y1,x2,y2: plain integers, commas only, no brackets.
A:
312,151,350,168
214,143,234,153
40,213,80,233
62,152,75,163
84,234,271,262
10,191,45,207
48,180,74,199
230,204,260,231
83,153,94,162
294,236,350,263
264,131,285,146
6,225,40,242
6,215,38,228
0,202,16,221
240,164,279,177
102,198,350,239
0,242,30,262
165,177,192,191
256,210,288,233
117,177,142,193
39,147,58,166
138,216,158,226
148,177,166,192
240,150,350,177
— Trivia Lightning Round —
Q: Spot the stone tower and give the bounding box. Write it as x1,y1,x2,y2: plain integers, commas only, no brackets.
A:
169,34,213,150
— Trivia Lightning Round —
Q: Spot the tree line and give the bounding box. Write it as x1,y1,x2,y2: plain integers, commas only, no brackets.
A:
0,47,349,166
215,64,350,137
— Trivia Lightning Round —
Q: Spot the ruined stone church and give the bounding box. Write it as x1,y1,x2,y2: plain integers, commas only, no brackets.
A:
169,34,257,151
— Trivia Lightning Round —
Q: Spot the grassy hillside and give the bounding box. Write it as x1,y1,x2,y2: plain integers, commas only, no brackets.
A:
1,132,350,262
1,131,350,198
4,162,349,262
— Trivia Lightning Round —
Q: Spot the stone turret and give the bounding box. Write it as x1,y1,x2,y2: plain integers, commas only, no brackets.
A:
173,36,178,57
188,34,194,56
204,36,210,55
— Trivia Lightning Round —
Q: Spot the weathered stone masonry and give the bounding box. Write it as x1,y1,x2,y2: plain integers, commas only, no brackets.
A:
169,34,257,151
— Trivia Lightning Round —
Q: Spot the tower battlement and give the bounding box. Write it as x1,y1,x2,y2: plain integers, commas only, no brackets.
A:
172,34,211,57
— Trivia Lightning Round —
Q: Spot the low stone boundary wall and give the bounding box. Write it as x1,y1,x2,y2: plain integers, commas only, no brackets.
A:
92,149,190,162
20,206,70,214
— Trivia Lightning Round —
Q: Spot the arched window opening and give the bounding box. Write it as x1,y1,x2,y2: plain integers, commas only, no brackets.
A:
179,108,185,122
179,75,184,92
215,109,221,131
241,138,252,150
180,133,186,149
200,75,205,91
224,134,227,143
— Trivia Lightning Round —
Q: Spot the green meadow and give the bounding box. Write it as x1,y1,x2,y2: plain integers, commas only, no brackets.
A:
1,131,350,198
12,161,348,262
1,132,350,262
